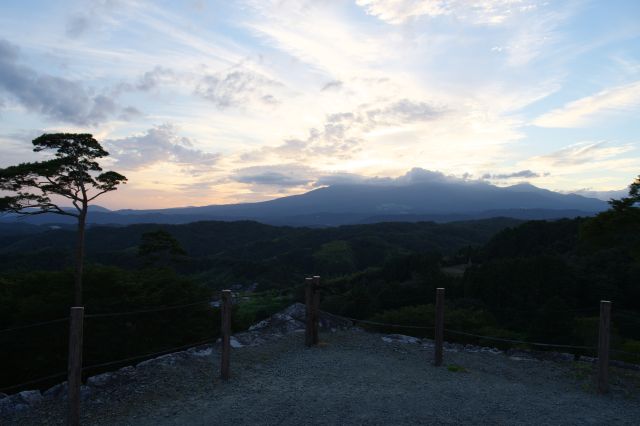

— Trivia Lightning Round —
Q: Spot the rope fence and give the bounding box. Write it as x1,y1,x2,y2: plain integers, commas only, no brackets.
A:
0,317,69,334
442,328,595,350
1,290,268,397
2,278,640,423
319,310,435,330
0,336,218,394
84,300,213,319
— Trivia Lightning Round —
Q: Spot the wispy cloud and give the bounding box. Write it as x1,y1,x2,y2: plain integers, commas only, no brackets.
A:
356,0,539,25
528,141,634,167
534,81,640,128
195,68,283,109
0,0,637,207
482,169,542,180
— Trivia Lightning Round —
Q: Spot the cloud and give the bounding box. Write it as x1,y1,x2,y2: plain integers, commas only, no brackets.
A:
482,169,541,179
240,98,447,163
567,188,628,201
231,164,317,187
231,166,480,194
321,80,343,91
134,66,176,91
64,0,124,38
66,14,91,38
534,81,640,128
105,124,220,171
314,172,371,186
0,39,132,125
356,0,538,25
112,67,179,95
118,106,143,120
365,99,446,126
195,69,282,109
530,141,634,167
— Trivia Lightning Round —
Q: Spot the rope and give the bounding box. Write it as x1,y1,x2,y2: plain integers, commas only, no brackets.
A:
0,337,216,394
491,306,600,315
612,311,640,320
0,317,68,334
85,300,213,318
82,337,216,371
319,310,434,330
611,349,640,358
0,371,67,393
443,328,595,350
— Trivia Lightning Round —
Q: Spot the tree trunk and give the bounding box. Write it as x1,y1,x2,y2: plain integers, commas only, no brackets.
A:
74,209,87,306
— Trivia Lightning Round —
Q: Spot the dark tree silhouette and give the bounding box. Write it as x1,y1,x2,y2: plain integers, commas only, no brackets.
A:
609,175,640,212
138,229,187,267
0,133,126,305
581,174,640,262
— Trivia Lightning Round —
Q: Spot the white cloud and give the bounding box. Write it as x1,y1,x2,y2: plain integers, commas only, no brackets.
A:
534,81,640,128
105,124,219,171
527,141,634,167
355,0,537,25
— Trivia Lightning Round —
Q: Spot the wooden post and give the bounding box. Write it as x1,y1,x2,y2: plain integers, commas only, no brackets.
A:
68,307,84,426
597,300,611,394
220,290,232,380
434,288,445,366
312,276,321,345
305,277,314,347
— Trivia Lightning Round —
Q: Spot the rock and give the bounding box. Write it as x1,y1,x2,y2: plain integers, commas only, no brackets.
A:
80,385,92,400
463,344,480,353
87,372,116,387
230,336,244,348
246,307,306,338
611,360,640,371
0,392,7,399
137,351,188,368
279,303,306,321
18,390,42,405
382,334,420,344
43,382,68,400
0,390,43,415
544,352,574,362
118,366,136,376
187,346,213,357
506,349,538,361
318,312,353,329
247,303,352,335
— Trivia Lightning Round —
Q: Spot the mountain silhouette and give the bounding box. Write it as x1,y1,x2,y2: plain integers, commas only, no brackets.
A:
0,181,607,227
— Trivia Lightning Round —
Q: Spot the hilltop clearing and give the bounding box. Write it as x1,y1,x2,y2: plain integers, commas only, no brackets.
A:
4,323,640,425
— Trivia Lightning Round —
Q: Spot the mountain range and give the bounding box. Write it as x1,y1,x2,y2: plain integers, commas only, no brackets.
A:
0,180,608,227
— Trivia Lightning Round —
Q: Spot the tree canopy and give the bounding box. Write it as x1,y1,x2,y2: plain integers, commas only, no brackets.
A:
0,133,126,217
0,133,126,305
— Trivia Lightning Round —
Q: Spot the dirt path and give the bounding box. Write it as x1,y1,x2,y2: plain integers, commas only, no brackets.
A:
5,329,640,425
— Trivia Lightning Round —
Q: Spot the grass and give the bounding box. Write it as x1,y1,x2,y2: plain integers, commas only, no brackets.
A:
447,364,467,373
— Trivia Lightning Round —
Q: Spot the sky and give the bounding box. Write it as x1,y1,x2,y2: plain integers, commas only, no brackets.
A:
0,0,638,210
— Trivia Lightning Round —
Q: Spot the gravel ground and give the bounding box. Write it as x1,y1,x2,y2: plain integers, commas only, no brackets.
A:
4,329,640,425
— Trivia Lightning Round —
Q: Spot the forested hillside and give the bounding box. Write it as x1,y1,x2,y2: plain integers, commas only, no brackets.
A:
1,182,638,392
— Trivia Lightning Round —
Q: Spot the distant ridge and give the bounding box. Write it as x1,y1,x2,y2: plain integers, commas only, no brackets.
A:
0,181,607,227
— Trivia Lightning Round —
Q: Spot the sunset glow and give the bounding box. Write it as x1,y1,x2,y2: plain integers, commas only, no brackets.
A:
1,0,639,209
